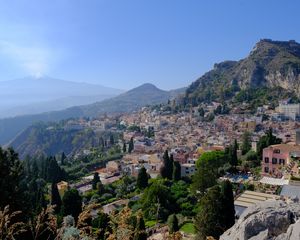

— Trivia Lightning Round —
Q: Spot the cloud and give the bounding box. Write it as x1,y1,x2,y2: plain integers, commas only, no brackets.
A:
0,41,54,78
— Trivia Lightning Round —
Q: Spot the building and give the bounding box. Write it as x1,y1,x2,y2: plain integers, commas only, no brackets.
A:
277,103,300,120
261,144,300,178
180,163,196,177
57,181,69,197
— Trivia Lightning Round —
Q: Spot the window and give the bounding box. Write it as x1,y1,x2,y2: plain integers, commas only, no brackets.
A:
273,149,280,154
264,157,269,163
279,159,285,165
264,167,269,173
272,158,278,164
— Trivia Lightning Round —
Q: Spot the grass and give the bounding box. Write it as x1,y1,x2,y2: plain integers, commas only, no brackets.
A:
180,222,196,234
145,220,157,228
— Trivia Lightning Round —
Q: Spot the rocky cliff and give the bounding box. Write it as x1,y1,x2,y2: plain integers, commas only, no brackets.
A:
220,200,300,240
184,39,300,107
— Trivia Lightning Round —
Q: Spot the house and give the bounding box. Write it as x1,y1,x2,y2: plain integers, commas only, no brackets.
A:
180,163,196,177
261,144,300,178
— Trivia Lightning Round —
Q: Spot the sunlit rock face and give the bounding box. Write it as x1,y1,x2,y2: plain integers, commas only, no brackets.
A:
220,199,300,240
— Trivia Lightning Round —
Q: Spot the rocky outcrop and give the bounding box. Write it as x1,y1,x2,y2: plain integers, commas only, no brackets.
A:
183,39,300,106
220,200,300,240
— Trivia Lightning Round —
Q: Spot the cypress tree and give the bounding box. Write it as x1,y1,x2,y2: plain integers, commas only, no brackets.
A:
172,161,181,181
51,182,62,213
92,172,100,190
123,142,127,153
160,150,171,179
128,137,134,153
220,180,235,229
61,152,67,165
137,167,148,189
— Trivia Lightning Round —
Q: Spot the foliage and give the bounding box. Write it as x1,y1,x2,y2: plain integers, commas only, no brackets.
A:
241,131,252,155
195,181,235,240
172,161,181,181
257,128,282,159
160,151,174,180
137,167,149,190
62,189,82,221
168,214,179,234
192,151,226,195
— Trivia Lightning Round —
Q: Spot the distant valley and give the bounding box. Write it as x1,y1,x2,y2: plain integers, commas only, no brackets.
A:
0,83,185,144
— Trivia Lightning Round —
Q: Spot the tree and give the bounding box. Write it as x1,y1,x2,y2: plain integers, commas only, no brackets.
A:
51,182,62,213
141,180,175,221
192,151,225,195
133,212,147,240
97,181,104,195
198,107,205,117
168,214,179,234
137,167,149,190
62,189,82,221
195,182,235,240
220,180,235,229
172,161,181,181
128,137,134,153
160,151,173,180
47,156,65,183
123,142,127,153
61,152,67,165
257,128,282,159
0,147,29,213
92,172,100,190
229,140,238,167
195,186,223,240
110,134,115,146
241,131,252,155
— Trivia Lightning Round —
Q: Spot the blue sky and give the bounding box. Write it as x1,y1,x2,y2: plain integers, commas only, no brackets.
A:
0,0,299,90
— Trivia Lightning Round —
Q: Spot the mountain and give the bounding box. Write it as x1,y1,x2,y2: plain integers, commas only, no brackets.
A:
0,83,185,145
183,39,300,107
0,76,123,117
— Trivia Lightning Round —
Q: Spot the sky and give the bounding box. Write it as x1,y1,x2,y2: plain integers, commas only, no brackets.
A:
0,0,299,90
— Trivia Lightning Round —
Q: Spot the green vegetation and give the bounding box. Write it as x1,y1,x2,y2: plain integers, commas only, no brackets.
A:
180,222,196,234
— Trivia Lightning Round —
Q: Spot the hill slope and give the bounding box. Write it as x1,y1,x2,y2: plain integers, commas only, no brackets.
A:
0,83,184,144
0,76,123,117
183,39,300,107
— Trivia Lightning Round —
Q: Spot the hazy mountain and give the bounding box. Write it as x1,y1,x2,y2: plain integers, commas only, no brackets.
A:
0,83,185,145
183,39,300,107
0,76,123,117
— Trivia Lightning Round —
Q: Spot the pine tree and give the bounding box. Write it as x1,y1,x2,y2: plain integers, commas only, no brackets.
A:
128,137,134,153
172,161,181,181
137,167,148,189
168,214,179,233
51,182,62,213
92,172,100,190
123,142,127,153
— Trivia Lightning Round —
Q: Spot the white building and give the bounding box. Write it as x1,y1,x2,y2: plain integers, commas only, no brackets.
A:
181,163,196,177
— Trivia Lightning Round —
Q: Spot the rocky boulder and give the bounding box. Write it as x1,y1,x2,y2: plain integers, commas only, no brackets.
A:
220,200,300,240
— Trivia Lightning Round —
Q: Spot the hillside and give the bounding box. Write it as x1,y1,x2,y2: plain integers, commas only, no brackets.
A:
183,39,300,107
8,122,117,159
0,76,123,118
0,83,184,144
